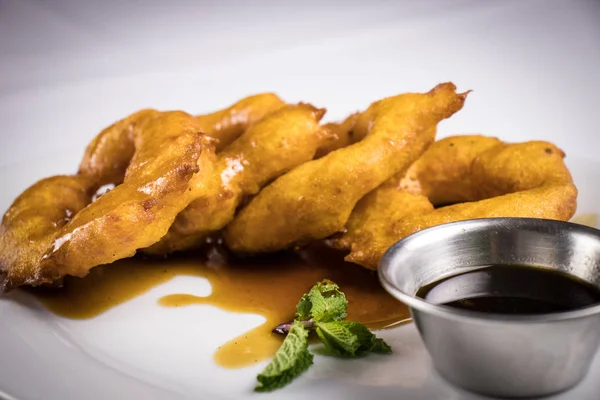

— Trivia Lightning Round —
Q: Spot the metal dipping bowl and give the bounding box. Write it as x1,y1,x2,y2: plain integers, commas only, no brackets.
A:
378,218,600,398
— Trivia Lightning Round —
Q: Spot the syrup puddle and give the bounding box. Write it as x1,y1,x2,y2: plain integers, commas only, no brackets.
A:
27,244,410,368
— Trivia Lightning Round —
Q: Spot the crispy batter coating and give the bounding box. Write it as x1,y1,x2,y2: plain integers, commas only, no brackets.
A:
78,94,283,187
78,109,159,189
0,112,214,290
145,103,329,254
345,138,578,269
331,126,437,251
196,93,285,152
224,83,469,253
3,89,579,290
315,113,360,158
330,190,434,252
397,135,503,205
0,176,91,290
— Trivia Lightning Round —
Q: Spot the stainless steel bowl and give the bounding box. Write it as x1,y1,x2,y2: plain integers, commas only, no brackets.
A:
378,218,600,398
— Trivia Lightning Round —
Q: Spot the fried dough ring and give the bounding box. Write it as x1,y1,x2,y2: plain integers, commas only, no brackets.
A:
78,109,159,189
224,83,469,253
78,93,283,191
0,112,214,290
146,103,330,254
196,93,285,152
341,135,578,269
397,135,503,205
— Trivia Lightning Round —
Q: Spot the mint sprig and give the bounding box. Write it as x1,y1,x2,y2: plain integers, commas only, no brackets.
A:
296,279,347,322
255,321,313,392
255,279,392,392
316,321,392,357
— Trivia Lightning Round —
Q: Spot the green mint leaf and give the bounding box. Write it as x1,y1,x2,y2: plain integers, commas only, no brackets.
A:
315,321,360,356
316,321,392,357
347,322,392,355
309,280,347,322
371,337,393,354
295,294,313,320
295,279,348,322
255,321,314,392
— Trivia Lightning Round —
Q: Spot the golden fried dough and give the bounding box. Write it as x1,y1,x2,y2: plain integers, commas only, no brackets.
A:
79,109,159,189
0,176,91,290
78,94,283,187
314,113,360,158
224,83,469,253
331,190,434,252
145,103,329,254
196,93,285,152
0,112,214,290
397,135,503,205
331,126,438,251
345,139,578,269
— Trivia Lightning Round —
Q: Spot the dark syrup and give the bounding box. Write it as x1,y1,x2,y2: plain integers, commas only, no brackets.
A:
416,265,600,314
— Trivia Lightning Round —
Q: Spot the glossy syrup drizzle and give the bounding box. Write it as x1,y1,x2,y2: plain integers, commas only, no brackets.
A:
28,244,410,368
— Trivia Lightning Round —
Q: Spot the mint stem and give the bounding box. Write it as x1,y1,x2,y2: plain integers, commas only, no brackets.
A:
272,319,314,335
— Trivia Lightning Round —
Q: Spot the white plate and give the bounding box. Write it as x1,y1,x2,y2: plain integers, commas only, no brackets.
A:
1,1,600,399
